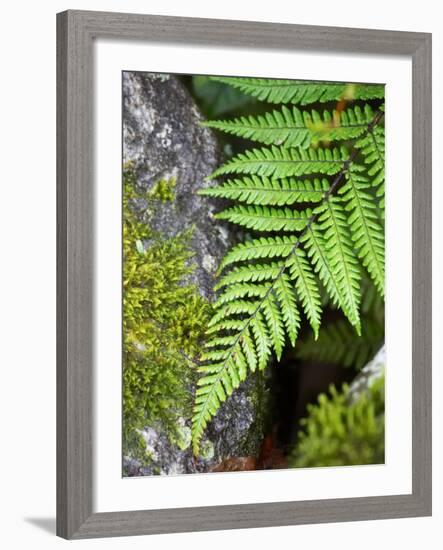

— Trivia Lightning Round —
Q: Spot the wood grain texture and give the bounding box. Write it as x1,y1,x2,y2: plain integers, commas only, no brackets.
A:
57,10,93,539
56,10,432,539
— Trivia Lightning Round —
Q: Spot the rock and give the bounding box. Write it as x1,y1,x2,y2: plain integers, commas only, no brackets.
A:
349,345,385,402
123,71,230,299
122,72,267,475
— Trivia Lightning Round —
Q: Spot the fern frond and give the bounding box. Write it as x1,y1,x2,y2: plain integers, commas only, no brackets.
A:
301,225,359,328
203,106,311,148
250,311,272,370
275,274,301,346
192,77,385,454
215,205,312,232
214,282,270,306
315,198,362,334
355,123,385,212
287,249,322,338
296,317,384,369
204,335,238,348
308,104,375,144
210,76,385,105
340,165,385,295
205,319,245,334
262,293,286,359
192,354,248,454
209,146,347,179
215,261,285,289
218,236,295,271
208,300,259,328
204,105,375,149
240,328,258,372
199,176,328,206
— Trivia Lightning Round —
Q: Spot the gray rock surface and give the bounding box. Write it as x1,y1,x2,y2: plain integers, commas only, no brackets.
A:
349,345,385,402
122,72,266,476
123,71,230,299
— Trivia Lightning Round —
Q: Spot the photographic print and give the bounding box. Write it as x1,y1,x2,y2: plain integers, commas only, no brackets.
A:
122,72,385,477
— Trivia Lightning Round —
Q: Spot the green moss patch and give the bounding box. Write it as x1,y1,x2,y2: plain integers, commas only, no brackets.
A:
123,165,211,464
149,176,177,202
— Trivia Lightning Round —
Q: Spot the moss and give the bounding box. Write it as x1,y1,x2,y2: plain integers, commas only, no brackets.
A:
149,176,176,202
122,164,211,464
290,374,385,468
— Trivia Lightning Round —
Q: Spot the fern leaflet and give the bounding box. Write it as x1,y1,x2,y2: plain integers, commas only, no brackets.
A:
203,104,375,149
200,175,328,206
210,76,385,105
210,145,347,179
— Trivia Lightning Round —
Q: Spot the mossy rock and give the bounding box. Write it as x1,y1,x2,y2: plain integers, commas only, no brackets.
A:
122,73,268,475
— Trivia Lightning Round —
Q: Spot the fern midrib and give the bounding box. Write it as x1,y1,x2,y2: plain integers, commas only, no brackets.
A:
231,157,340,166
223,212,308,222
212,185,324,196
210,121,370,131
212,122,307,131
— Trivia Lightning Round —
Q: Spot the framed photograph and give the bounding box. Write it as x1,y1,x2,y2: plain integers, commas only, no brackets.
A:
57,10,432,539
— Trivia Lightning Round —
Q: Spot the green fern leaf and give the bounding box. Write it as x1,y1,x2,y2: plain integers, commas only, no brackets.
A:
191,77,385,454
275,274,301,346
340,165,385,295
315,199,362,333
218,236,295,271
296,317,383,369
355,123,385,212
204,335,238,349
192,354,247,454
287,249,322,338
262,293,286,359
215,261,285,289
215,205,312,232
240,328,258,372
301,225,359,329
199,176,328,206
208,300,258,328
210,76,385,105
205,319,245,335
250,311,272,370
308,104,375,144
209,146,347,180
204,104,375,149
203,105,311,148
214,282,270,306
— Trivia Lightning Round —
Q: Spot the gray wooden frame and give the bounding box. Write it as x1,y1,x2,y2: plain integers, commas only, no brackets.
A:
57,9,432,540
